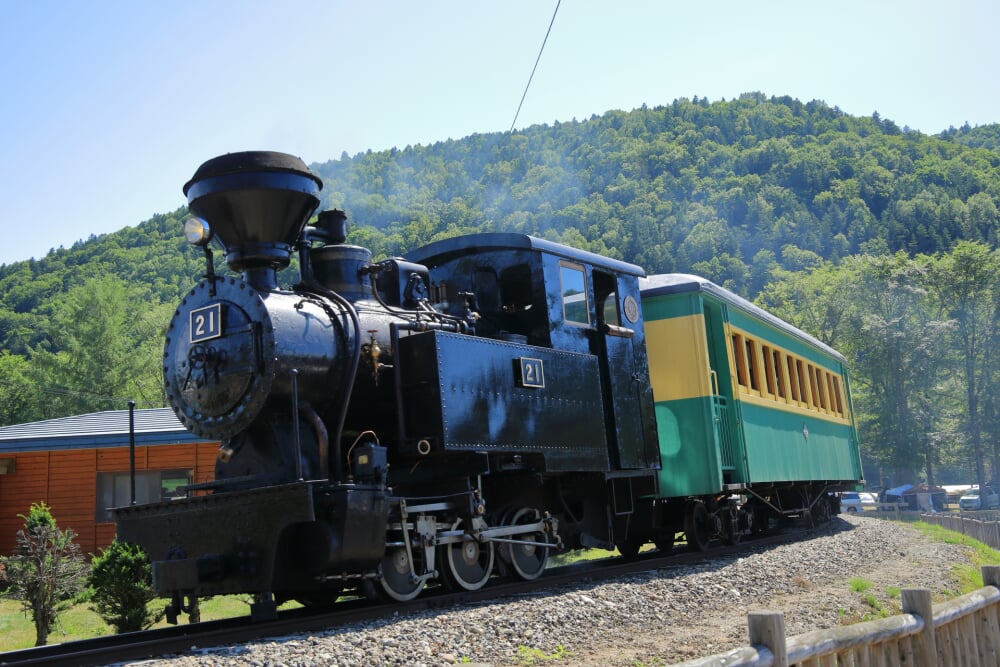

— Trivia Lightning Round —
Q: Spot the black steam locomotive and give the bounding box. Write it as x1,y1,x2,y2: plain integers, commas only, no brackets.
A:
114,151,862,622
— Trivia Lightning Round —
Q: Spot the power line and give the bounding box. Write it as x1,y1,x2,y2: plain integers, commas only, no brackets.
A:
0,377,149,406
510,0,561,133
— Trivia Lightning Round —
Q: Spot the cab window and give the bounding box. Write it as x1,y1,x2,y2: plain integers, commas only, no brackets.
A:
560,263,590,325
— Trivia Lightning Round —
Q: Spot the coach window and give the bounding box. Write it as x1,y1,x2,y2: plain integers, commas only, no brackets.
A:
813,366,828,410
807,364,820,408
786,355,800,402
832,375,845,416
560,263,590,325
826,372,840,415
761,345,777,396
745,338,760,392
732,333,749,388
771,348,786,399
796,359,811,407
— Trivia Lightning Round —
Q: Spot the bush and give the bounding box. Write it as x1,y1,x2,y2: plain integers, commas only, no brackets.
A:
88,540,162,633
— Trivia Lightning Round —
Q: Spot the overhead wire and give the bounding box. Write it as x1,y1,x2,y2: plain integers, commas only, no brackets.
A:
510,0,561,133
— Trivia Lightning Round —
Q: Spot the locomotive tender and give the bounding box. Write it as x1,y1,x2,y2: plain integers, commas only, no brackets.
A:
113,151,862,621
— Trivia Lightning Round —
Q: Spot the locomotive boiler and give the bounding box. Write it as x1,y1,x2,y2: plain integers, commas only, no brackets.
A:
115,150,863,622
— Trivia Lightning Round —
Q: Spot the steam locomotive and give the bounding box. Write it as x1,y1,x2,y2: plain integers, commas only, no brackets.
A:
114,151,863,622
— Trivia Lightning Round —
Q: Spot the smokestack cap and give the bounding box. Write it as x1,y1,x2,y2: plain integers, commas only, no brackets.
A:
183,151,323,272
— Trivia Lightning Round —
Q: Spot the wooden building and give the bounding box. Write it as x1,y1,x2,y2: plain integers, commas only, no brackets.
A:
0,409,217,557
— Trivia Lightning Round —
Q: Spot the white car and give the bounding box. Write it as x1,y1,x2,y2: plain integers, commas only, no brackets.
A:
839,492,864,512
959,487,1000,511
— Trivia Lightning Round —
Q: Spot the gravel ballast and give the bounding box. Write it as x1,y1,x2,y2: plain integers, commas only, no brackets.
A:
132,515,972,666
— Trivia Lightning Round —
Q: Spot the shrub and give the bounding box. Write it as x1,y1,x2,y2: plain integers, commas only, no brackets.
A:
88,540,162,633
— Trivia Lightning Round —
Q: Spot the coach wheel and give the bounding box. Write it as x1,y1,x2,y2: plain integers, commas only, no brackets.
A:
814,497,832,524
721,505,741,545
684,501,711,552
378,547,424,601
750,505,769,535
442,519,494,591
507,508,551,580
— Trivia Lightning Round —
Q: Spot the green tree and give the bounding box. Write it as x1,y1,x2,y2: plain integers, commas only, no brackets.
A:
0,352,44,426
926,242,1000,488
0,503,88,646
89,540,162,633
30,276,167,417
842,254,952,488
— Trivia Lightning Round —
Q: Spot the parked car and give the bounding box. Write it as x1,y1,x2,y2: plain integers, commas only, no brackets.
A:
839,492,864,512
959,486,1000,511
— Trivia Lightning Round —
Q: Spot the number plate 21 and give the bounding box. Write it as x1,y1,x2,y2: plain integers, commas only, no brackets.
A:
190,303,222,343
516,357,545,389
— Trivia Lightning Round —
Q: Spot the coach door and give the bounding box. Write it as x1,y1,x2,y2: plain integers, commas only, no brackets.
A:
591,270,656,470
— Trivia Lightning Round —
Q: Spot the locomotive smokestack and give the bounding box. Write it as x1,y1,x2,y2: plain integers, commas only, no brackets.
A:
183,151,323,287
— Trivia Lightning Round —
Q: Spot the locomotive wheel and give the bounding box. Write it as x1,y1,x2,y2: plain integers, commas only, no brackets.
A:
615,538,643,559
294,586,343,608
654,532,674,553
442,519,494,591
684,501,711,552
506,508,551,580
378,547,424,601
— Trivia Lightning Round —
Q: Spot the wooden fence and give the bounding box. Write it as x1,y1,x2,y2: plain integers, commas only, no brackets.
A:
671,565,1000,666
919,512,1000,551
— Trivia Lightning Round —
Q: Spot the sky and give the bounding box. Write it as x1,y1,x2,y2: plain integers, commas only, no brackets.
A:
1,0,998,266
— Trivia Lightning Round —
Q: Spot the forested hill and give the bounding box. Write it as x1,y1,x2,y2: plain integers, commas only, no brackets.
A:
1,92,999,426
310,93,1000,294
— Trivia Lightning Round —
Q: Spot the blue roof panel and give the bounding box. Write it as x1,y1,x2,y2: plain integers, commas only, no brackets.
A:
0,408,211,452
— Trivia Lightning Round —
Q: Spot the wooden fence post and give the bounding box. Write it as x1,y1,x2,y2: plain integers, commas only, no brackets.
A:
902,588,935,665
980,565,1000,666
748,611,787,667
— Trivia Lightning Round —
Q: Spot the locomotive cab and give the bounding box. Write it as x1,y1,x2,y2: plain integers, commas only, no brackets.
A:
406,233,660,474
400,234,661,552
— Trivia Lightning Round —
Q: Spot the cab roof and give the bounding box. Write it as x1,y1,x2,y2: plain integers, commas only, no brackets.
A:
406,233,645,278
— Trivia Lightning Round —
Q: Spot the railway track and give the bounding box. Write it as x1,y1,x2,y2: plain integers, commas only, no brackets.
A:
0,528,806,667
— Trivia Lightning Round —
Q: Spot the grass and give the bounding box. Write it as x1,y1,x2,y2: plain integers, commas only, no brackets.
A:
849,576,873,594
837,520,1000,625
0,595,301,652
516,643,570,665
907,520,1000,592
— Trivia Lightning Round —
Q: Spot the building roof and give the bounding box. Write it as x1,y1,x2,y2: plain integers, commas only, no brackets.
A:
0,408,212,452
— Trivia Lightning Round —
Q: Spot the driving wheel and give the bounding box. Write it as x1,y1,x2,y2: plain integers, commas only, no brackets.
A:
507,508,551,579
442,519,494,591
378,547,424,601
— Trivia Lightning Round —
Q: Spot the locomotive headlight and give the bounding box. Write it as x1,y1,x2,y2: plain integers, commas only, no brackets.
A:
184,217,213,246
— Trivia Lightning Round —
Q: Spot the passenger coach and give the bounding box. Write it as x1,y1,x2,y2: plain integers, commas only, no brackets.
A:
630,274,863,551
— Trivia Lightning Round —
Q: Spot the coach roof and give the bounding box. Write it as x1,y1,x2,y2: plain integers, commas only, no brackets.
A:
640,273,846,364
